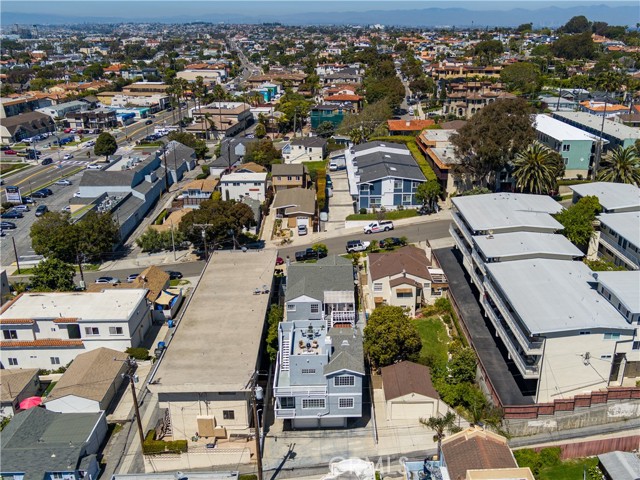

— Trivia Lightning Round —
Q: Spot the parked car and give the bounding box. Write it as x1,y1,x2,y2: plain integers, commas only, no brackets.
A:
126,273,140,283
21,196,34,204
31,190,48,198
0,221,17,230
41,157,53,165
61,205,71,213
95,276,120,284
4,149,17,155
326,175,333,188
1,145,11,151
319,211,329,222
86,164,102,170
13,204,30,212
63,154,74,160
167,271,183,280
243,240,265,250
35,205,49,217
294,250,307,262
346,239,370,253
276,257,284,265
379,237,406,249
85,140,96,147
1,210,23,219
55,179,72,186
363,220,394,234
297,224,308,236
145,119,153,125
329,161,338,171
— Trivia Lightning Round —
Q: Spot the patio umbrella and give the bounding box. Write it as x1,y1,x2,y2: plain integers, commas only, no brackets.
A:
19,396,43,410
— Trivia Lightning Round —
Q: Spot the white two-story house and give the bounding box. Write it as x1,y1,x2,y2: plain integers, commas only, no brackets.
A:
219,171,267,202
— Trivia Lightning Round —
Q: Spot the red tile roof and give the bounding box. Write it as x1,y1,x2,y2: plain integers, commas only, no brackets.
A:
324,94,363,102
0,318,35,325
53,317,79,324
0,339,84,348
387,119,435,131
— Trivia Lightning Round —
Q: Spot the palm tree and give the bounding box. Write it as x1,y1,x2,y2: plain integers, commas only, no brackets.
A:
419,411,460,460
593,72,623,176
597,146,640,185
512,143,562,195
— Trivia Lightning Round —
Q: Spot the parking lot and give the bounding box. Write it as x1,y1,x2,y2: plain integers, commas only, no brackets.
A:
324,169,354,231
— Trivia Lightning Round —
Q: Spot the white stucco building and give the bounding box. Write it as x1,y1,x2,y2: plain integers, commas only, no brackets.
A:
219,172,267,202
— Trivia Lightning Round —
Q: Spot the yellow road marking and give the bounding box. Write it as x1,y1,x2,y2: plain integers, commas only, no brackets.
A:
12,166,56,186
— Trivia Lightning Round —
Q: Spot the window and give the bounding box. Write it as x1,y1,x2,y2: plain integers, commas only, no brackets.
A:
339,398,354,409
603,333,621,340
223,410,235,420
373,283,383,293
287,176,293,181
3,330,17,340
109,326,124,335
301,368,316,374
84,327,99,336
310,304,320,314
8,358,18,366
396,291,413,298
632,341,640,350
287,303,296,312
50,357,61,365
402,194,412,204
393,180,402,190
280,397,295,408
600,354,612,360
579,331,591,335
562,144,571,152
334,375,355,387
302,398,325,409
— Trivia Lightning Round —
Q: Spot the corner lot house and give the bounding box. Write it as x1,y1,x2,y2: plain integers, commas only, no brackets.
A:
0,290,151,370
0,368,40,418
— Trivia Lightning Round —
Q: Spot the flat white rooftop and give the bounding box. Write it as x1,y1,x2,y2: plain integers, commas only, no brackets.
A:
485,259,632,335
452,193,564,233
534,114,597,142
596,271,640,315
570,182,640,213
553,111,640,140
473,232,583,260
220,172,268,182
598,212,640,247
149,250,277,393
0,290,147,321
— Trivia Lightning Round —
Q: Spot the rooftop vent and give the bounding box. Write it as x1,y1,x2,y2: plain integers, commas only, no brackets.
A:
341,339,349,346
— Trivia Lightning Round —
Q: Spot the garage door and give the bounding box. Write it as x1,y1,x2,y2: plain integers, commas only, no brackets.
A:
320,417,346,428
390,401,434,420
293,418,318,429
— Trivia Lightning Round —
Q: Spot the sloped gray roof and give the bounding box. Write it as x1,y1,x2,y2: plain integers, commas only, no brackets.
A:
356,150,425,183
291,137,327,149
598,451,640,480
324,327,365,376
285,255,354,303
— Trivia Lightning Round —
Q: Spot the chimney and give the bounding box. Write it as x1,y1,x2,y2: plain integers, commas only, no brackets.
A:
424,240,433,262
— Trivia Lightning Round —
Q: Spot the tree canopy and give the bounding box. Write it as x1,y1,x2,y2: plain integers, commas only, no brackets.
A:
167,132,208,159
363,305,422,369
512,143,564,195
472,40,504,65
597,146,640,185
94,132,118,158
551,32,596,60
244,138,282,167
499,62,542,94
560,15,591,34
30,258,76,292
554,195,601,250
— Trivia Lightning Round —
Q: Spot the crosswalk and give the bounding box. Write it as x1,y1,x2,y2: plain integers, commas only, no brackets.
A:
57,160,89,166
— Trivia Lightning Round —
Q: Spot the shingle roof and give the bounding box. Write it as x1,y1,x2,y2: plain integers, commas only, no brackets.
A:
355,148,426,184
286,255,354,303
272,163,306,176
324,327,365,376
291,137,328,149
0,368,39,403
45,347,128,404
272,187,316,216
598,451,640,480
369,246,432,282
381,361,439,401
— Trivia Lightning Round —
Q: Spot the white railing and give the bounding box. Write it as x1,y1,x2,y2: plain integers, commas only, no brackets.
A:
449,224,472,255
273,385,327,396
451,212,474,246
329,310,356,327
483,280,544,354
482,297,540,379
599,235,640,270
274,408,296,418
471,250,487,275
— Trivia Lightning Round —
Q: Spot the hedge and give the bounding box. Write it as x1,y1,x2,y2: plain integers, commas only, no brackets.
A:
346,209,417,221
316,167,327,212
125,347,150,361
369,136,437,181
143,430,188,455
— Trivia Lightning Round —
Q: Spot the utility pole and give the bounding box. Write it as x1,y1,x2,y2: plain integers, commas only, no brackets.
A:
292,106,299,139
118,357,145,448
193,223,214,258
251,374,264,480
12,237,21,274
170,220,176,261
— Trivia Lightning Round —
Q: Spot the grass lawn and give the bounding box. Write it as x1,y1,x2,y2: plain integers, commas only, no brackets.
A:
414,316,449,368
0,163,31,176
536,457,599,480
169,279,191,287
346,209,418,221
302,160,327,172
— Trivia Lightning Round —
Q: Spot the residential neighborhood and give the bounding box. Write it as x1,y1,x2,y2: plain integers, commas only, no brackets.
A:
1,4,640,480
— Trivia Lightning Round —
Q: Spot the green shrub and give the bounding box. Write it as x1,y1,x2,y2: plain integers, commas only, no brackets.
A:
538,447,562,468
317,169,327,211
143,430,188,455
369,136,437,181
154,209,168,225
239,475,258,480
125,347,150,361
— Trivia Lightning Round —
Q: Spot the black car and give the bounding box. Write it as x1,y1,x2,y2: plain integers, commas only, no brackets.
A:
41,157,53,165
244,240,265,250
1,210,23,219
0,221,17,229
31,190,48,198
294,250,307,262
35,205,49,217
379,237,406,249
145,119,153,125
295,248,327,262
167,271,183,280
21,196,34,204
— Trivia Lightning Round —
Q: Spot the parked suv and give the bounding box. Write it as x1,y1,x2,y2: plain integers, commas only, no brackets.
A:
346,240,370,253
363,220,394,234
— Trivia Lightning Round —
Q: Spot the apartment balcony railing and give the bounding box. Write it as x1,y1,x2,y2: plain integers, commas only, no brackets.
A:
273,385,327,397
327,310,356,327
451,211,474,246
599,234,640,270
481,297,540,379
483,280,544,355
449,224,471,255
471,250,488,276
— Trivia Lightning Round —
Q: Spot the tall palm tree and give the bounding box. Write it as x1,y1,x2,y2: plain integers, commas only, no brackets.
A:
512,143,562,195
419,411,459,460
597,146,640,185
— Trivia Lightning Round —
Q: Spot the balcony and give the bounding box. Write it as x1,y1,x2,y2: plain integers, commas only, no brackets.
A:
599,234,640,270
451,212,474,246
273,385,327,397
482,297,540,379
471,249,488,276
327,310,356,327
449,224,471,256
483,280,544,355
274,408,296,418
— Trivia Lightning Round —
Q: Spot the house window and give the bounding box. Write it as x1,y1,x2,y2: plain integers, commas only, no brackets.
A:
393,180,402,190
339,398,354,409
603,333,620,340
579,331,591,335
287,304,296,312
562,144,571,152
223,410,235,420
632,341,640,350
600,355,612,360
109,326,124,335
302,398,325,409
50,357,61,365
402,194,412,204
287,176,293,181
396,291,413,298
373,283,383,292
3,330,18,340
84,327,99,336
412,182,420,191
334,375,355,386
232,182,240,186
310,304,320,313
280,397,295,408
301,368,316,374
8,358,18,366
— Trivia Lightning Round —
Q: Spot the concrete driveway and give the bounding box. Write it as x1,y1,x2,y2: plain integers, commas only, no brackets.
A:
324,169,354,232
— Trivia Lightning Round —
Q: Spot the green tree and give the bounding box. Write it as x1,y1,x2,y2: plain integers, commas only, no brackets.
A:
76,210,120,261
451,98,535,187
135,228,181,253
560,15,591,33
448,346,478,384
30,258,75,292
316,121,336,138
83,63,104,80
244,138,282,167
516,22,533,33
419,412,460,460
266,304,283,362
499,62,542,94
415,180,441,212
554,195,602,250
254,122,267,139
94,132,118,159
512,143,564,195
179,198,255,247
167,131,208,159
551,32,596,60
472,40,504,65
363,305,422,369
338,100,392,138
311,243,328,257
597,146,640,185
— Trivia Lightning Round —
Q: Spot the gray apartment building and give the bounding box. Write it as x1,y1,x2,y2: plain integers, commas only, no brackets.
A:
274,256,364,428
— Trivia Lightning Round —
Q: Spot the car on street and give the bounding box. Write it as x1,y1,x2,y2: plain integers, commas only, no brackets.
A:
329,161,338,171
95,276,120,284
32,191,47,198
4,149,17,155
21,196,34,204
86,164,102,170
346,239,370,253
363,220,394,234
13,204,30,212
55,179,72,186
276,257,284,265
294,249,325,262
145,119,153,125
0,221,17,230
166,271,183,280
61,206,71,213
243,240,265,250
297,224,308,236
35,205,49,217
41,157,53,165
379,237,406,249
85,140,96,147
1,145,12,151
63,154,74,160
126,273,140,283
1,210,23,219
